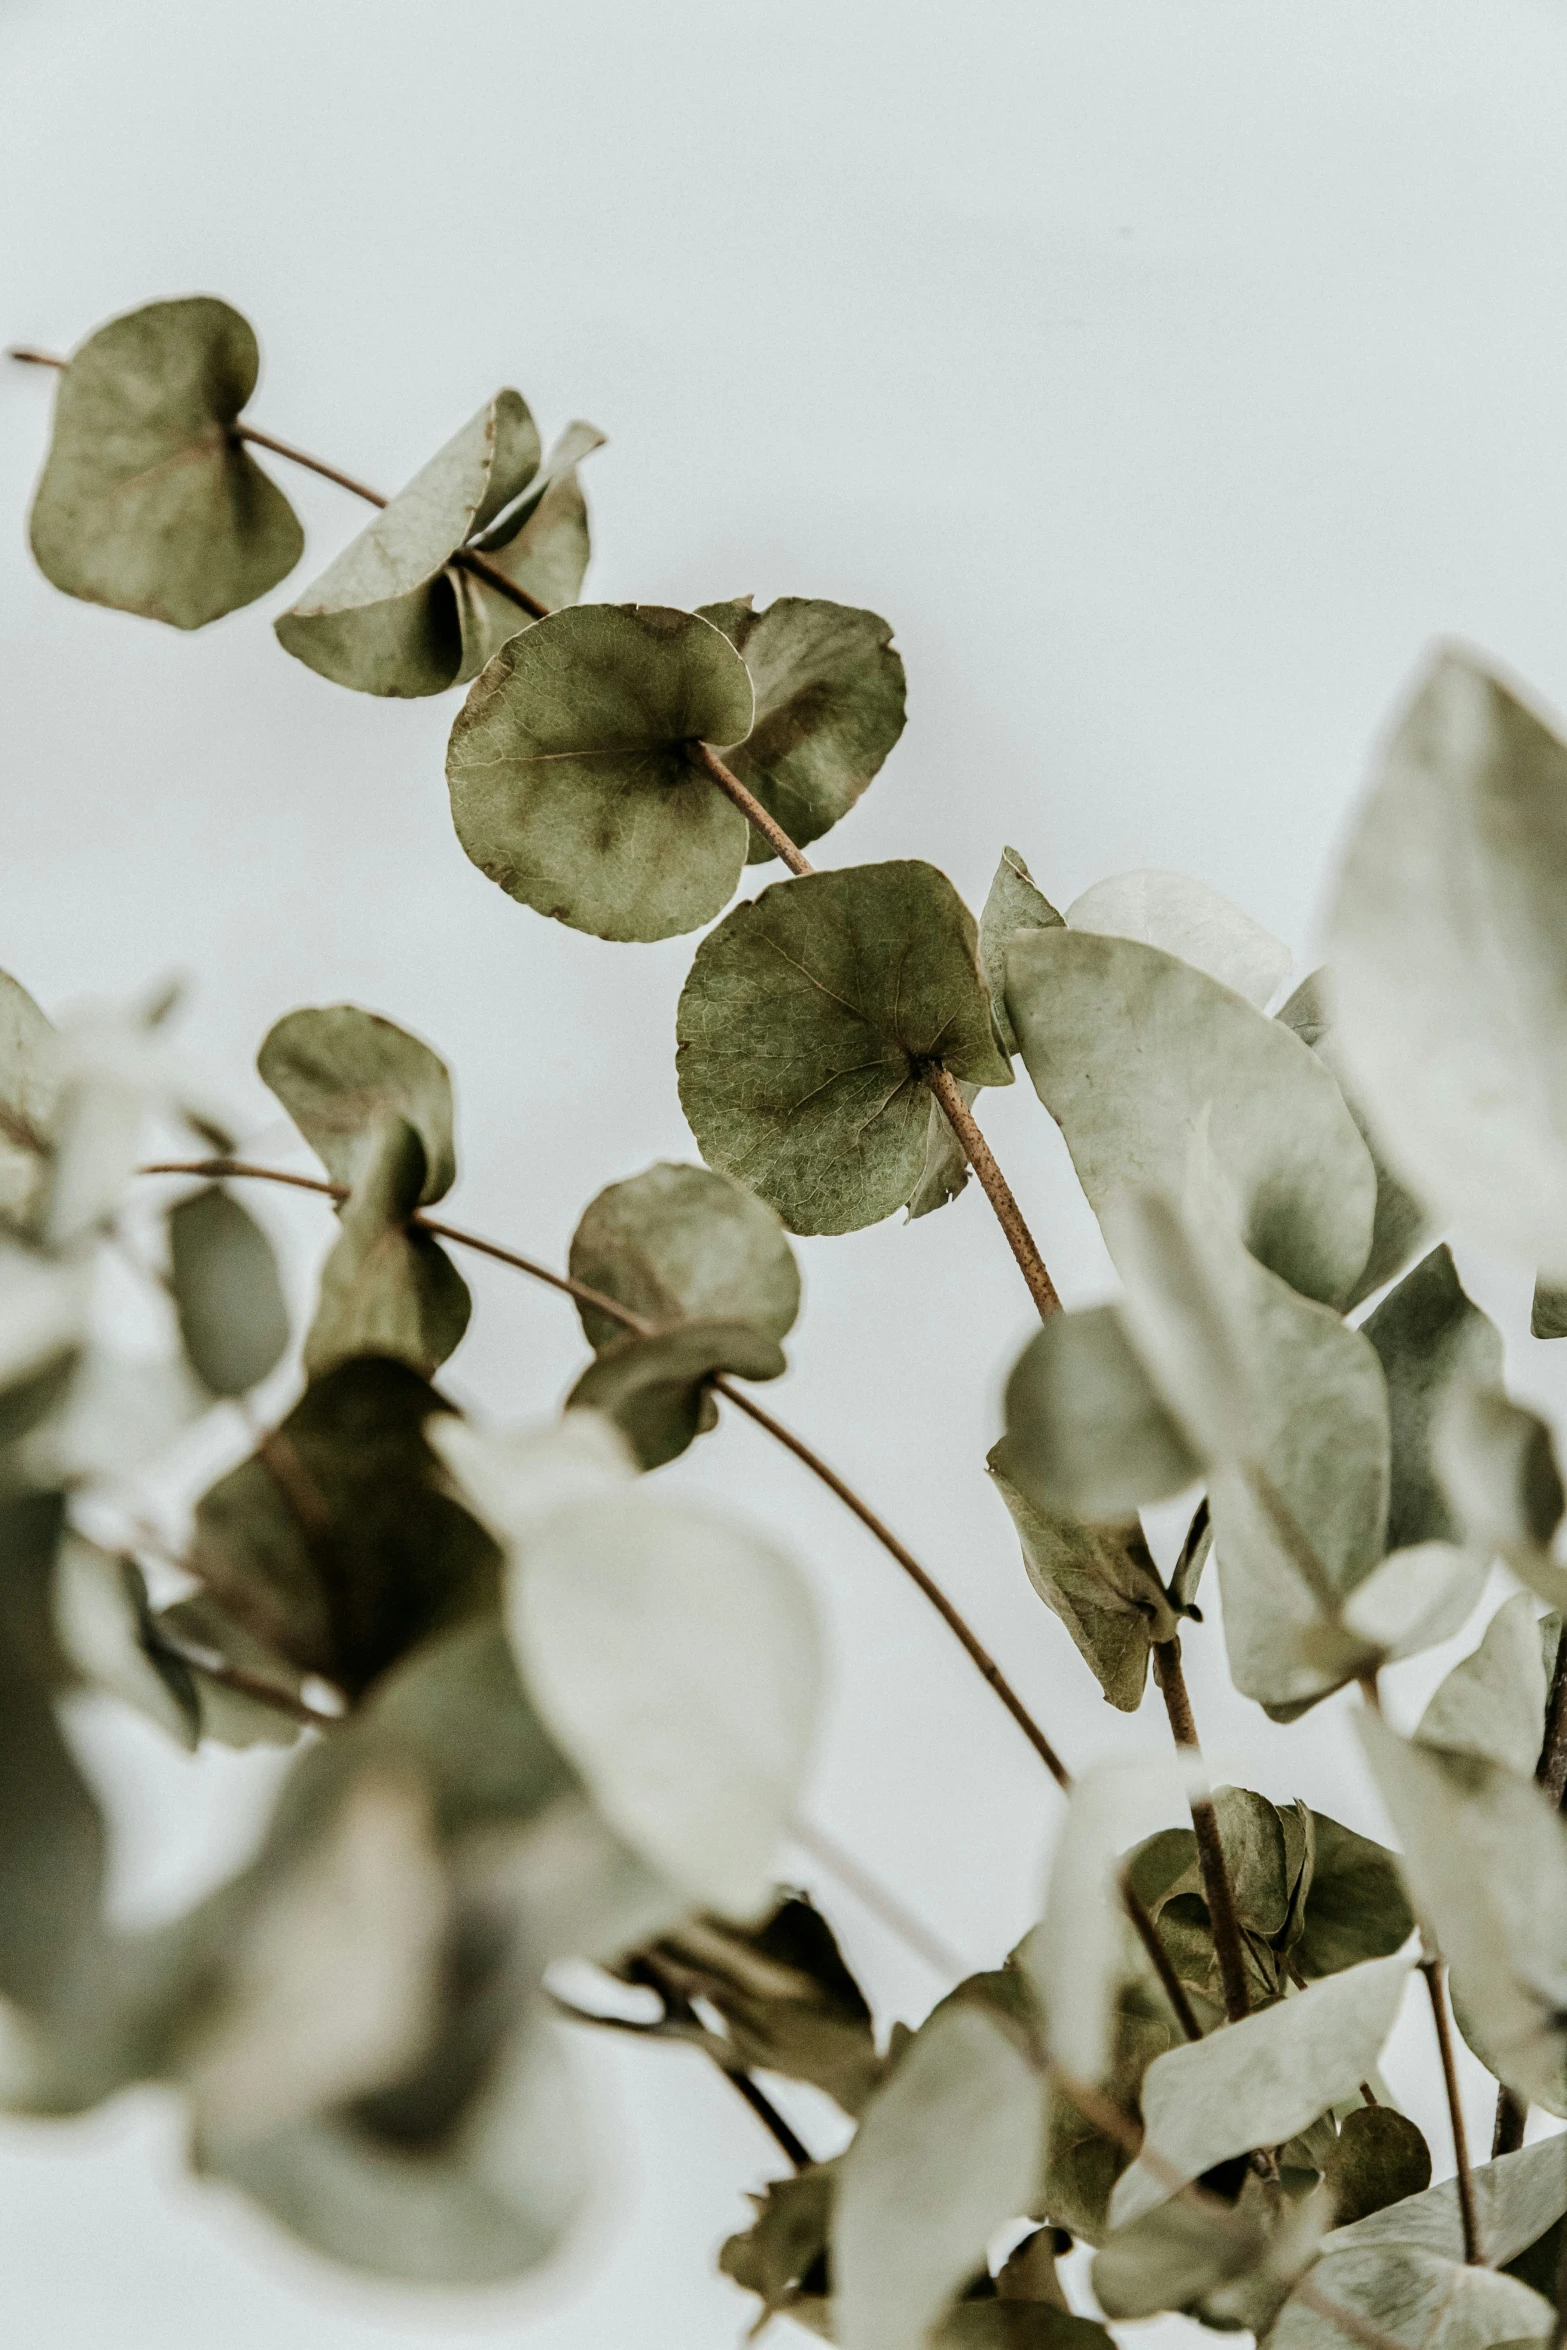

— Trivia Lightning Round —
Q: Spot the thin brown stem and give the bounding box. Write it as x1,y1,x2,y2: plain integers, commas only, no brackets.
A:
448,544,549,620
1116,1862,1204,2043
151,1632,335,1731
547,1991,810,2169
1153,1638,1251,2024
687,741,812,875
921,1065,1062,1321
229,421,388,509
8,347,65,369
1420,1956,1479,2264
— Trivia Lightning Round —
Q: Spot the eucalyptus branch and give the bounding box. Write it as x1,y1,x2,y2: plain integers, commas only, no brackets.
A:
1151,1637,1252,2024
687,740,812,875
1419,1955,1480,2264
921,1066,1062,1319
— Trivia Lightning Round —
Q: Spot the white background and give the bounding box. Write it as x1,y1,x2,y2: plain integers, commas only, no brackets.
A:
5,2,1567,2342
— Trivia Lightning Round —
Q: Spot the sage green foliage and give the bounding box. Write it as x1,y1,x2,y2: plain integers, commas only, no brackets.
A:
0,968,58,1231
259,1002,457,1202
167,1182,290,1396
565,1318,785,1468
1533,1277,1567,1340
459,420,605,654
28,297,303,628
446,603,756,941
1415,1595,1556,1776
1002,1304,1198,1521
677,860,1011,1234
1364,1246,1503,1552
568,1159,800,1351
698,596,907,861
304,1117,471,1379
1324,2107,1433,2228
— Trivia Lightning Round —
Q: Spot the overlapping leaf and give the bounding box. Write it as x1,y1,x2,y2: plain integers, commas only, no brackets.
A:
258,1001,457,1201
1066,870,1291,1009
987,1445,1177,1709
568,1160,800,1351
303,1116,471,1380
566,1319,785,1469
1416,1594,1556,1777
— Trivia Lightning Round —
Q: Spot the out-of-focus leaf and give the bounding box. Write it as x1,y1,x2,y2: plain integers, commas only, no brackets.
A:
1435,1384,1567,1613
274,390,540,696
1322,2130,1567,2269
1101,1185,1257,1464
1007,930,1376,1306
53,1535,199,1748
167,1184,290,1397
980,848,1064,1059
0,970,58,1233
155,1589,306,1750
1361,1717,1567,2114
1364,1247,1504,1551
1416,1594,1554,1777
303,1116,470,1380
1002,1304,1200,1521
1067,870,1291,1009
1329,653,1567,1279
677,861,1011,1236
1108,1953,1411,2227
568,1160,799,1352
1533,1280,1567,1340
1321,1541,1490,1679
1277,969,1431,1307
509,1489,820,1916
697,596,906,861
189,1357,500,1695
835,2002,1045,2350
430,1410,634,1554
28,296,303,627
721,2160,838,2332
1270,2245,1551,2350
565,1318,785,1471
1092,2186,1269,2322
1323,2105,1433,2228
258,1002,456,1203
987,1442,1175,1710
447,603,756,942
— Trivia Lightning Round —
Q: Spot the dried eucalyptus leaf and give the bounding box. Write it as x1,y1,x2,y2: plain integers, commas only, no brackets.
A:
1102,1186,1257,1464
455,419,605,667
1324,2106,1432,2228
1435,1384,1567,1609
1271,2244,1551,2350
1330,653,1567,1278
1092,2188,1269,2321
1002,1304,1199,1521
987,1442,1174,1710
721,2160,838,2328
906,1076,976,1220
1416,1594,1553,1777
28,296,303,628
565,1318,785,1470
1329,1541,1489,1673
53,1537,198,1748
677,860,1011,1235
1109,1953,1412,2228
835,2003,1044,2350
447,603,755,942
430,1411,635,1554
1324,2130,1567,2269
1067,870,1291,1010
303,1116,471,1380
510,1490,820,1916
1291,1811,1413,1982
697,596,906,863
1533,1279,1567,1340
1364,1248,1504,1552
1008,930,1376,1307
258,1001,457,1202
568,1160,799,1352
167,1183,290,1397
0,970,58,1232
980,848,1064,1058
190,1358,499,1695
274,390,540,696
1361,1718,1567,2113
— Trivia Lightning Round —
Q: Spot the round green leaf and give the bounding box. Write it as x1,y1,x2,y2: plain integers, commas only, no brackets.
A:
28,297,303,629
676,860,1012,1235
258,1002,456,1204
566,1318,786,1470
446,604,756,942
1006,929,1377,1307
167,1183,290,1397
568,1160,800,1352
697,597,907,863
1323,2106,1432,2229
274,390,540,697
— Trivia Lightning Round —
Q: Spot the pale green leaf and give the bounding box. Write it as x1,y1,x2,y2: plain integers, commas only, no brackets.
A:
1364,1247,1504,1551
53,1536,198,1749
1435,1384,1567,1609
0,970,58,1232
155,1590,305,1749
1329,653,1567,1279
447,603,756,942
274,390,540,696
980,848,1063,1059
1067,870,1291,1010
1416,1594,1554,1777
1101,1185,1258,1464
677,860,1012,1235
1091,2187,1271,2323
1291,1811,1415,1982
987,1441,1176,1710
1108,1954,1412,2227
1276,2250,1551,2350
1002,1303,1200,1520
258,1001,457,1203
509,1489,821,1915
835,2003,1044,2350
565,1319,785,1470
303,1116,471,1380
429,1410,635,1551
1007,930,1376,1306
568,1160,799,1351
1317,2129,1567,2268
167,1183,290,1397
1533,1279,1567,1341
28,296,303,628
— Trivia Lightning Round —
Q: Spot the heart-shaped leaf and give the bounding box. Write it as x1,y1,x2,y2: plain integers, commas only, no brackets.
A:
28,297,304,628
677,860,1011,1234
258,1002,456,1203
447,604,756,941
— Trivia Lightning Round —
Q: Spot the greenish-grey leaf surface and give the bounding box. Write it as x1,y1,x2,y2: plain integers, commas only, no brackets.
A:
1435,1384,1567,1612
835,2003,1044,2350
565,1318,785,1470
168,1184,290,1397
696,597,907,861
455,419,606,669
1003,1304,1199,1521
987,1441,1176,1709
303,1117,471,1381
28,296,303,628
447,604,756,942
1364,1248,1504,1551
1316,2130,1567,2271
258,1002,456,1202
1329,653,1567,1279
980,848,1064,1058
1066,871,1292,1010
1533,1279,1567,1340
273,390,539,696
1271,2247,1551,2350
568,1160,799,1352
1323,2106,1433,2229
676,861,1011,1235
0,970,58,1232
1007,929,1376,1306
1416,1594,1555,1777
